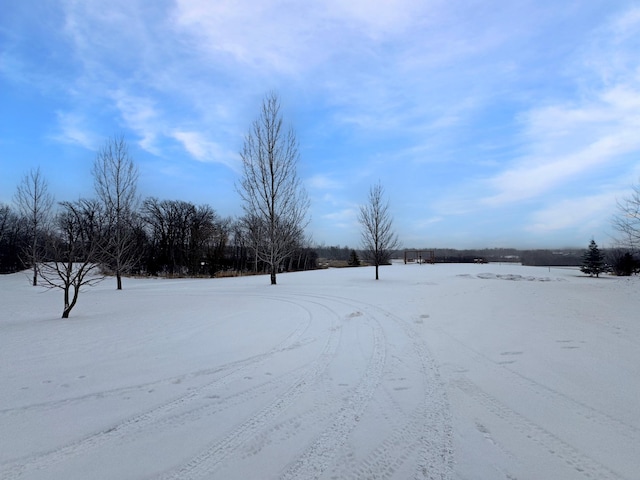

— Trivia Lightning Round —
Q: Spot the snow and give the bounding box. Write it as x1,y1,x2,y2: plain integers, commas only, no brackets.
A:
1,263,638,480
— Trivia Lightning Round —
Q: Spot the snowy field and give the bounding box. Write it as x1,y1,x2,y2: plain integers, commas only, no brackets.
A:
0,263,638,480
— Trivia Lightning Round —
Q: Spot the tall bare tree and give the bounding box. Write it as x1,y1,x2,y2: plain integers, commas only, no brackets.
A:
613,180,640,254
38,199,104,318
14,167,54,286
358,181,400,280
92,135,139,289
237,92,309,285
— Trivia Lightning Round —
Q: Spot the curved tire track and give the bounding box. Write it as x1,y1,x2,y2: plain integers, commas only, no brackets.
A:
156,297,343,480
0,294,313,479
285,293,453,480
278,317,386,480
436,327,640,446
455,377,628,480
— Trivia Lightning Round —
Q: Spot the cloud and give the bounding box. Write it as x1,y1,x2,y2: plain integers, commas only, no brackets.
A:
411,216,443,230
171,130,240,171
319,207,359,231
525,192,619,237
51,111,98,149
171,0,426,76
109,90,163,154
307,174,344,191
481,8,640,208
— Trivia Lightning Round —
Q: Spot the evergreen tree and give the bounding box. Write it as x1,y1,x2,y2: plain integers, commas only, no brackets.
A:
580,239,606,277
348,249,360,267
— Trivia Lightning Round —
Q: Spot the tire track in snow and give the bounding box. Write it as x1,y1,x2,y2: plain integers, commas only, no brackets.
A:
99,365,309,451
386,308,453,480
288,293,453,480
0,348,301,418
0,295,314,479
454,377,628,480
237,316,387,468
345,402,436,480
435,327,640,445
0,296,312,418
156,298,343,480
278,317,386,480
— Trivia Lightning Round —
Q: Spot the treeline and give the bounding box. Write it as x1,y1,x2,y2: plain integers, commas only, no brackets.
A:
401,247,523,264
417,247,595,266
403,247,638,274
0,198,318,277
315,244,355,262
0,204,23,273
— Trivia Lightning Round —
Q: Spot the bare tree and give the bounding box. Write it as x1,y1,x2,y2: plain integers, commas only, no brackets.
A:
613,180,640,254
358,182,400,280
239,212,266,274
14,167,54,286
141,198,225,276
38,199,104,318
237,92,309,285
92,135,140,289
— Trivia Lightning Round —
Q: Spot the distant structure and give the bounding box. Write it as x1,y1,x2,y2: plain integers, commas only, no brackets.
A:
404,249,435,264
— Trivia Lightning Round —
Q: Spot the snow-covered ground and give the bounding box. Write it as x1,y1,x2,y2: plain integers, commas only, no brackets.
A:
0,263,638,480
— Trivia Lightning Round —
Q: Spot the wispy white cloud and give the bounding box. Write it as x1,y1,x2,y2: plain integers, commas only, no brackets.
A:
171,0,426,76
483,107,640,206
110,90,161,154
307,174,344,191
51,111,98,149
171,130,240,171
411,216,443,230
320,207,359,229
525,191,619,237
481,8,640,208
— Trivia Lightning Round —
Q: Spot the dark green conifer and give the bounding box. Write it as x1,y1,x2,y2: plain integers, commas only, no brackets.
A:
580,239,605,277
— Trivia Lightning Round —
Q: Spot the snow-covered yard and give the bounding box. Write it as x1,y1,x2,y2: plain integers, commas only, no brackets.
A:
1,263,638,479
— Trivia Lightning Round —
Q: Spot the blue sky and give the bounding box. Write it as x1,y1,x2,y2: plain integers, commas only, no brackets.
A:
2,1,640,249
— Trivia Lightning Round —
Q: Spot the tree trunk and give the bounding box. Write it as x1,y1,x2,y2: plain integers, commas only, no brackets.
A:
62,282,80,318
116,271,122,290
62,284,71,318
270,264,277,285
375,264,379,280
32,237,38,286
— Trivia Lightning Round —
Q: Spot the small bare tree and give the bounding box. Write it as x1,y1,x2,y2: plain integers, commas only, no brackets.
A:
14,167,54,286
358,182,400,280
237,92,309,285
39,199,104,318
92,135,140,289
613,180,640,254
